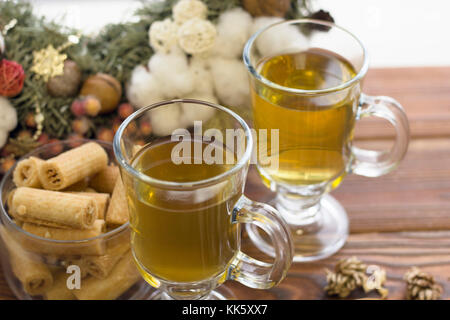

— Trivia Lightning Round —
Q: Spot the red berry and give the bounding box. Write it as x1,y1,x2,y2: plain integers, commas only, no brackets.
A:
112,117,122,134
127,121,138,135
135,139,146,146
97,128,114,142
140,120,152,136
67,133,84,148
71,99,86,117
46,139,64,156
37,133,50,145
84,96,101,117
118,103,134,120
72,117,90,135
25,113,37,128
1,157,16,174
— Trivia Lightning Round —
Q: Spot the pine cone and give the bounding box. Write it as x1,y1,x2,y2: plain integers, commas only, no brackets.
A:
404,267,442,300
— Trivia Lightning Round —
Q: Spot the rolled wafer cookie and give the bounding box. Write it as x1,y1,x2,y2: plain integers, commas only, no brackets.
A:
13,156,44,188
62,178,89,192
19,220,106,256
22,219,105,240
12,187,98,229
39,142,108,190
105,177,129,226
77,239,130,279
89,165,119,194
71,192,110,220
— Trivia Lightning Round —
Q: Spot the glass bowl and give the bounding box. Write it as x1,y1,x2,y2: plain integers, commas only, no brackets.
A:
0,139,152,300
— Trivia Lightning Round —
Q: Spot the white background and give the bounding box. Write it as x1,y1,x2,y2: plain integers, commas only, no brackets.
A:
29,0,450,67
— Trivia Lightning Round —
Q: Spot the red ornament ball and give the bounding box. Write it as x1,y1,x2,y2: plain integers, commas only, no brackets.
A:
0,59,25,97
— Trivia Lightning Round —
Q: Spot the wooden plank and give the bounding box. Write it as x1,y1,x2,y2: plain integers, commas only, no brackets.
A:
245,138,450,233
227,231,450,300
356,67,450,139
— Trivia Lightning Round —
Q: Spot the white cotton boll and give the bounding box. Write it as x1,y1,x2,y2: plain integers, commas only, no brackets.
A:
148,49,194,97
150,103,182,136
181,92,217,128
209,58,250,108
161,70,194,98
148,18,179,53
127,65,164,108
212,8,253,59
251,17,307,57
0,130,7,148
0,97,17,132
173,0,207,25
250,17,284,38
189,57,214,94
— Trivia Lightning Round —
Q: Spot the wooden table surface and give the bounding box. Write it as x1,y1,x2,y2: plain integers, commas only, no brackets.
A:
0,67,449,300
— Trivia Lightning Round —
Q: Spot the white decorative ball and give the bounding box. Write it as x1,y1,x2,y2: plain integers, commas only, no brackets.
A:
177,18,217,55
148,18,179,53
172,0,207,25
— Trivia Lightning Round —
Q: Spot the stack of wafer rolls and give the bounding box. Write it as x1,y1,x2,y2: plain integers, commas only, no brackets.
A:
73,250,140,300
0,226,53,295
44,271,75,300
0,141,138,299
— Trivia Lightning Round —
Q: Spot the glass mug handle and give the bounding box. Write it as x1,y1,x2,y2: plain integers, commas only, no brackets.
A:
351,93,410,177
227,196,293,289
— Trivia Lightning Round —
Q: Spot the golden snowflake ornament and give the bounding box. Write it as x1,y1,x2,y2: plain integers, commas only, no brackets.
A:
31,44,67,82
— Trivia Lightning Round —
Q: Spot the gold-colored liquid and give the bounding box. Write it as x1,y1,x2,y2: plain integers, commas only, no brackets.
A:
127,140,240,283
251,49,358,187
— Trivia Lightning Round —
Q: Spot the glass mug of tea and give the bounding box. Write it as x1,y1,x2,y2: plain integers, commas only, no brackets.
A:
114,99,293,300
243,19,409,262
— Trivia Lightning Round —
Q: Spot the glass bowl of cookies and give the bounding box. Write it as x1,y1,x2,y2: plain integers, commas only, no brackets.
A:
0,139,152,300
